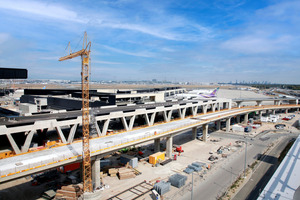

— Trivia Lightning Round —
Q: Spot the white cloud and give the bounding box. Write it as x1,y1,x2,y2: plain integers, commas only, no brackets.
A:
0,33,10,44
0,0,85,23
221,35,293,54
0,1,212,42
102,45,155,58
93,60,121,65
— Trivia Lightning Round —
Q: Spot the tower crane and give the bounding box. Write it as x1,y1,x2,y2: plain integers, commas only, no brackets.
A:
59,32,92,192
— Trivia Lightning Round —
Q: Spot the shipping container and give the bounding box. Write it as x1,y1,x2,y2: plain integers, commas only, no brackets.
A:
63,162,80,173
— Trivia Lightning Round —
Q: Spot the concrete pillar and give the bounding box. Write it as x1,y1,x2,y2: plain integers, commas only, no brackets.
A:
228,101,232,109
285,109,288,114
192,127,197,140
216,120,221,130
202,105,208,114
256,101,262,106
297,108,299,112
272,110,276,115
202,124,208,142
92,157,101,190
212,104,216,112
259,111,262,119
166,136,173,158
154,138,160,152
226,118,231,132
236,115,241,123
217,103,221,111
237,102,242,108
244,113,249,124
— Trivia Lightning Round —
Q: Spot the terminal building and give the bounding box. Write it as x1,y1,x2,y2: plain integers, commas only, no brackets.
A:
18,87,185,114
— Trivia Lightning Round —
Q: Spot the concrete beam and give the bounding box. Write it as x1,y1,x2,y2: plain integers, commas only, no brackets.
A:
128,115,136,130
121,117,129,131
22,130,35,153
166,136,173,158
154,138,160,152
67,124,78,143
144,114,150,126
202,124,208,142
55,126,67,144
7,133,21,154
149,112,156,126
102,119,110,136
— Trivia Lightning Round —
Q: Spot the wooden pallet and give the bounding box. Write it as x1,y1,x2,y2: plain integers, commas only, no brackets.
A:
107,181,153,200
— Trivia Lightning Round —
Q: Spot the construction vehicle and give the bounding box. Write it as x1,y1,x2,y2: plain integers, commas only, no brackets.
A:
59,32,92,192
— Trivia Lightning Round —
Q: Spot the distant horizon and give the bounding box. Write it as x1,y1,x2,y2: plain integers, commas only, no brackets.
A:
0,1,300,83
1,78,300,86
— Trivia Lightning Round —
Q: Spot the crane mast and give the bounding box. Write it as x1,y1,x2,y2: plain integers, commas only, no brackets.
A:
59,32,92,192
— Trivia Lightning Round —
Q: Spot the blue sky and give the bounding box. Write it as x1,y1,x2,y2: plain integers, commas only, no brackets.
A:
0,0,299,83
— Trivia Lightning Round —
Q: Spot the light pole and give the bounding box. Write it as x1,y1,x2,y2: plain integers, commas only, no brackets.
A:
244,135,248,178
231,167,233,184
191,172,194,200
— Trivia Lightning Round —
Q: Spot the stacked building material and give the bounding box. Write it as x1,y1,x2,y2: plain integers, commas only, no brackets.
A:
160,158,172,166
153,181,171,195
100,171,108,178
118,168,136,180
192,162,205,168
187,164,202,172
55,184,83,200
169,173,187,188
120,155,138,168
109,168,118,177
183,167,194,174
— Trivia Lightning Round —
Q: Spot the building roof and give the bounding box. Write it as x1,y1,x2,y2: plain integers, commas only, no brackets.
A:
257,134,300,200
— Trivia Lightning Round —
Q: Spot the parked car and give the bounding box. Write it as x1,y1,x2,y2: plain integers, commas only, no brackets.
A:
275,124,286,129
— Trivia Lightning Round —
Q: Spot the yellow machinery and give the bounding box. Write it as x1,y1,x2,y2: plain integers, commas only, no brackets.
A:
149,152,165,165
59,32,92,192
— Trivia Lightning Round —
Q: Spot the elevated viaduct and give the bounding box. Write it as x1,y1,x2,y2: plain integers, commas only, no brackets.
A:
0,97,299,189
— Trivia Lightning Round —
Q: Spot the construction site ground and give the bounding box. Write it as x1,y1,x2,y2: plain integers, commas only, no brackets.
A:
0,112,299,200
100,111,300,200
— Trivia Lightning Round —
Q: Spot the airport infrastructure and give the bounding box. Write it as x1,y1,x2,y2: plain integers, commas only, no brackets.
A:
0,95,299,182
257,134,300,200
18,87,185,110
0,85,300,199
